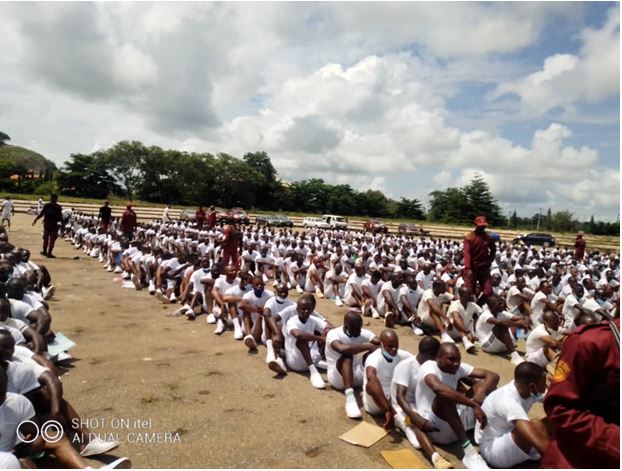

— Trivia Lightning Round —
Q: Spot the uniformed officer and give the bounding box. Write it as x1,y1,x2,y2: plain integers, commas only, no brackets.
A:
463,215,496,306
540,318,620,468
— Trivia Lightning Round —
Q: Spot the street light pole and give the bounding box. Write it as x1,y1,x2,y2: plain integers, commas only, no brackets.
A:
536,208,542,230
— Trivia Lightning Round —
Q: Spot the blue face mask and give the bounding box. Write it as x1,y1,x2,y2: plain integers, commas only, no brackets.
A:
254,288,264,297
202,268,210,273
531,388,546,402
381,346,395,362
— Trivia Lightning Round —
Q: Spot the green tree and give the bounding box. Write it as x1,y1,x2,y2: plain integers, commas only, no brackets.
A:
243,151,278,209
102,141,149,200
428,187,470,223
0,132,10,146
510,210,518,228
463,174,505,225
395,197,425,219
57,153,118,198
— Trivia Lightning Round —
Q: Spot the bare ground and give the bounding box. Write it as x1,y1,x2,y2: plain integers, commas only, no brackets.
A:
12,214,539,469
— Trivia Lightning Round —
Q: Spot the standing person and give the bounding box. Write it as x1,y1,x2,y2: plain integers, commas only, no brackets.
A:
463,216,496,306
195,206,206,227
97,200,113,233
162,205,171,223
221,218,242,269
206,206,217,229
540,318,620,468
574,231,586,261
32,194,62,258
120,204,137,241
0,197,14,230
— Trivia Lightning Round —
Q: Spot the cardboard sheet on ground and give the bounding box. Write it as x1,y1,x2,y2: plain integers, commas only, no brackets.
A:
339,421,387,448
380,448,430,469
47,333,76,357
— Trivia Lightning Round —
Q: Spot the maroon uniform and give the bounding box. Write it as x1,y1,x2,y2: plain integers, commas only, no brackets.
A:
195,208,206,227
463,227,496,300
120,206,137,241
221,224,242,268
541,319,620,468
574,236,586,260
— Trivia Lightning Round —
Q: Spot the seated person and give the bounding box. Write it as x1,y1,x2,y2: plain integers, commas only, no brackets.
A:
363,330,411,429
391,336,454,469
445,286,479,353
323,263,348,307
342,260,369,310
415,343,499,468
239,277,274,351
417,280,454,342
475,362,550,468
524,311,562,368
475,295,528,366
324,311,379,418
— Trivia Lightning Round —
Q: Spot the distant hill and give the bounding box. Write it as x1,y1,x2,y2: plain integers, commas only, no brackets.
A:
0,145,58,173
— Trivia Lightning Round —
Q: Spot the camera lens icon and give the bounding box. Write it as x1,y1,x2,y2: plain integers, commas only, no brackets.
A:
17,420,64,444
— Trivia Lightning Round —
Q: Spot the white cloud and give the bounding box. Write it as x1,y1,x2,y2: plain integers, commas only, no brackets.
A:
491,5,620,117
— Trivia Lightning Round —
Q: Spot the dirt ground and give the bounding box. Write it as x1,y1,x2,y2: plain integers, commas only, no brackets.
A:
11,214,542,469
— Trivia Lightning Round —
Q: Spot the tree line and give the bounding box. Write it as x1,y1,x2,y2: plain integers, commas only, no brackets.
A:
0,136,618,235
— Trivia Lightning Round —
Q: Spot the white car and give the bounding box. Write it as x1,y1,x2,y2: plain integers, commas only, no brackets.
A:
303,217,330,229
322,214,348,230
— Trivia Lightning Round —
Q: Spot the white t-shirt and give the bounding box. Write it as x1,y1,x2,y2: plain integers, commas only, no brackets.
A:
285,315,328,350
377,281,401,312
344,272,369,299
363,348,412,400
8,299,34,325
562,294,582,323
0,393,35,452
242,290,274,310
213,277,240,295
416,271,435,290
6,361,40,395
398,285,423,312
474,380,535,445
1,200,13,218
525,323,558,355
390,356,423,421
417,289,452,321
325,327,375,370
415,359,474,419
447,300,481,333
475,309,513,343
530,291,549,323
263,297,295,317
362,278,382,299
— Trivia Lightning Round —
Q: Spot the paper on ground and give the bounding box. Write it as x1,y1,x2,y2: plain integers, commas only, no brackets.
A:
339,421,387,448
47,333,76,357
380,448,430,469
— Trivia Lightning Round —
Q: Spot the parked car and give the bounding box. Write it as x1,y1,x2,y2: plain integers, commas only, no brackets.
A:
179,209,196,221
230,207,250,225
256,214,293,227
214,207,229,223
512,232,556,247
323,214,348,230
398,223,430,236
363,219,388,233
303,217,330,229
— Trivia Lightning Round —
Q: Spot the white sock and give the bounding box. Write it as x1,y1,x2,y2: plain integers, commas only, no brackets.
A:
232,318,242,331
431,453,440,464
266,339,275,358
308,364,319,375
462,441,477,457
345,388,354,398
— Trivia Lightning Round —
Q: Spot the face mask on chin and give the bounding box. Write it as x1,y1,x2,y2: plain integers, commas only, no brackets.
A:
275,295,287,303
531,388,547,402
381,344,395,362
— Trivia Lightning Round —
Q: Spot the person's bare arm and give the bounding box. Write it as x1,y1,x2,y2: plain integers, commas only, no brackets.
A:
395,384,437,432
424,373,488,428
513,419,550,454
365,366,393,429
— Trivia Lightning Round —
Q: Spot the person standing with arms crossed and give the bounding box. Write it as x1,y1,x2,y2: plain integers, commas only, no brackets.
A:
221,217,242,269
463,215,496,306
32,194,62,258
574,230,586,261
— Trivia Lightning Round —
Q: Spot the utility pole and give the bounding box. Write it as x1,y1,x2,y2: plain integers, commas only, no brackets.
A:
536,208,542,230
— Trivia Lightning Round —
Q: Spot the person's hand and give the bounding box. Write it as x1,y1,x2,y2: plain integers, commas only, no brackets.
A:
382,409,394,430
412,415,438,433
473,405,487,429
472,389,486,405
464,269,472,281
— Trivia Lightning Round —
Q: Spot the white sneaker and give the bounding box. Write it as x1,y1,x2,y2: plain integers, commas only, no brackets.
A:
262,273,269,283
54,351,73,362
42,285,55,300
169,293,177,303
148,281,155,294
286,282,292,289
206,313,217,324
510,352,525,366
214,319,225,335
371,307,380,319
345,397,362,419
268,358,287,375
441,332,455,344
296,285,303,294
463,337,476,354
243,334,257,351
315,288,325,299
412,326,424,336
335,296,343,307
114,266,123,274
316,359,328,370
100,457,132,469
462,452,489,469
98,255,104,263
233,327,244,340
265,351,276,364
309,371,326,389
122,272,131,280
80,436,119,457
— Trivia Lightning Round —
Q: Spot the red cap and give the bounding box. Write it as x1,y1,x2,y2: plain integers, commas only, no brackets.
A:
474,215,488,227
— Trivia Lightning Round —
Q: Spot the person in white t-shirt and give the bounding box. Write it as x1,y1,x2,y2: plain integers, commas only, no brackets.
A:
376,274,405,328
529,282,561,326
390,336,454,469
1,197,14,230
505,277,534,316
284,295,329,389
304,257,326,298
524,311,561,367
561,285,592,333
362,270,383,318
162,205,171,223
211,264,241,333
262,284,295,372
325,311,379,418
475,362,550,468
476,295,528,365
215,271,252,336
417,280,453,342
343,261,369,310
363,330,411,429
323,263,348,307
414,343,498,469
240,277,274,352
398,274,426,336
445,286,479,353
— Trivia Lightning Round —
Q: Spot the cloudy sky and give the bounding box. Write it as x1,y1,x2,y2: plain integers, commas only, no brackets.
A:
0,2,619,221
